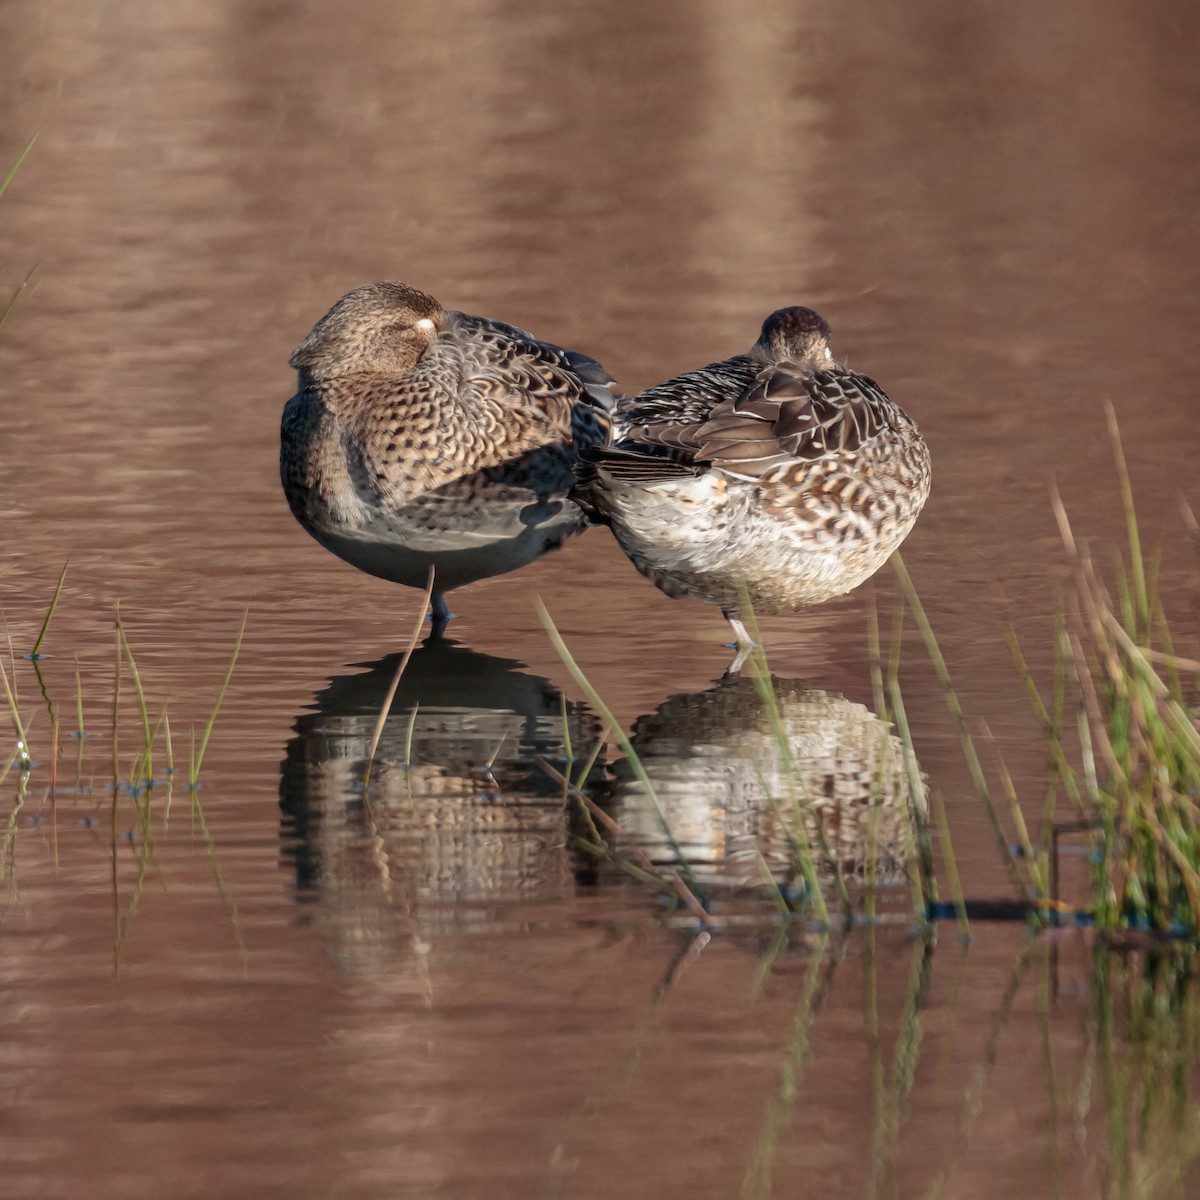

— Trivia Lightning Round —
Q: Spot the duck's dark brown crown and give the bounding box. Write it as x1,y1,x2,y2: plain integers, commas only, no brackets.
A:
750,305,834,366
760,306,830,343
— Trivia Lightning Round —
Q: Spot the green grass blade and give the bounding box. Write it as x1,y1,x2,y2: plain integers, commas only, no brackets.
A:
572,723,611,793
746,664,833,925
537,598,705,903
751,845,791,919
0,653,31,768
0,129,39,203
1106,402,1149,637
74,654,85,737
0,265,37,337
116,611,153,785
931,789,970,938
188,608,247,787
891,553,1026,899
402,702,419,770
163,709,174,776
886,676,936,917
364,571,433,789
30,560,68,660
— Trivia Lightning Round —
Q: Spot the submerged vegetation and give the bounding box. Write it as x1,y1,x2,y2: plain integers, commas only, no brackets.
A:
0,568,246,795
0,568,248,959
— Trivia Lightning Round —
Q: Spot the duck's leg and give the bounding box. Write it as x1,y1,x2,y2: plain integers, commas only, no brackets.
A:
722,610,759,677
723,611,758,651
427,591,455,640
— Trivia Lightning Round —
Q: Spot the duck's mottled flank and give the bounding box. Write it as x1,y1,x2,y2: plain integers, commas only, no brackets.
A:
281,282,618,623
575,305,930,638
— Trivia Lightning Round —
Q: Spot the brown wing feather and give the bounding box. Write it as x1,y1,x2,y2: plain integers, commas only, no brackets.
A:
577,355,761,487
614,356,762,446
443,313,618,449
695,368,897,480
583,360,898,490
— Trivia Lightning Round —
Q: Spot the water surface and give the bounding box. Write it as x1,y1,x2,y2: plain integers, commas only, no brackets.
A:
2,1,1200,1196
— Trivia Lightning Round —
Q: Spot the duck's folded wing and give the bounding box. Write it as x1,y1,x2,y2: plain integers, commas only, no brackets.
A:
615,356,761,447
577,444,701,483
561,349,622,416
451,313,620,432
693,368,897,481
570,443,699,523
573,357,763,489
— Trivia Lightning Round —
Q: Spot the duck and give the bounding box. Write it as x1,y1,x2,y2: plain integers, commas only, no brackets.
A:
573,306,931,650
281,282,618,633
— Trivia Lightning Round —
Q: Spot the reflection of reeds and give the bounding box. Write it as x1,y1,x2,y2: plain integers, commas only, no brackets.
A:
865,929,934,1200
1072,944,1200,1199
738,931,838,1200
537,598,710,914
538,601,931,926
550,911,1199,1198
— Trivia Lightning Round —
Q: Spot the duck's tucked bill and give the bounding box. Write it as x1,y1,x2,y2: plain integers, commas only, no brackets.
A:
573,305,931,652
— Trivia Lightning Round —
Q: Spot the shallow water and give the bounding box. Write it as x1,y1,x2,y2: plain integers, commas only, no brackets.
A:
2,1,1200,1196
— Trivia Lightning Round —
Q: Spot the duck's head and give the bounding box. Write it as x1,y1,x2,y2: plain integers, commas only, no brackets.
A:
290,282,446,381
752,306,835,369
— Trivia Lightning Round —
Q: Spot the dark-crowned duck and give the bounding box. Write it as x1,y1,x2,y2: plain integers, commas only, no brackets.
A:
574,306,930,650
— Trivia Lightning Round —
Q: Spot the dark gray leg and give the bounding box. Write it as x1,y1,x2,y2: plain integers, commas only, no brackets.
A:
428,591,454,640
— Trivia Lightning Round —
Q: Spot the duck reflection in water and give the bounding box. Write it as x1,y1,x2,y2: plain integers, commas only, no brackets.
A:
607,675,927,893
280,638,604,970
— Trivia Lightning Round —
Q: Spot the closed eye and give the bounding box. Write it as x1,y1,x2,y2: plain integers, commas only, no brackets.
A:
415,318,436,331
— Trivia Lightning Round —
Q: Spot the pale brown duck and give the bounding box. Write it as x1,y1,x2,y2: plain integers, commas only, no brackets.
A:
281,282,618,633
